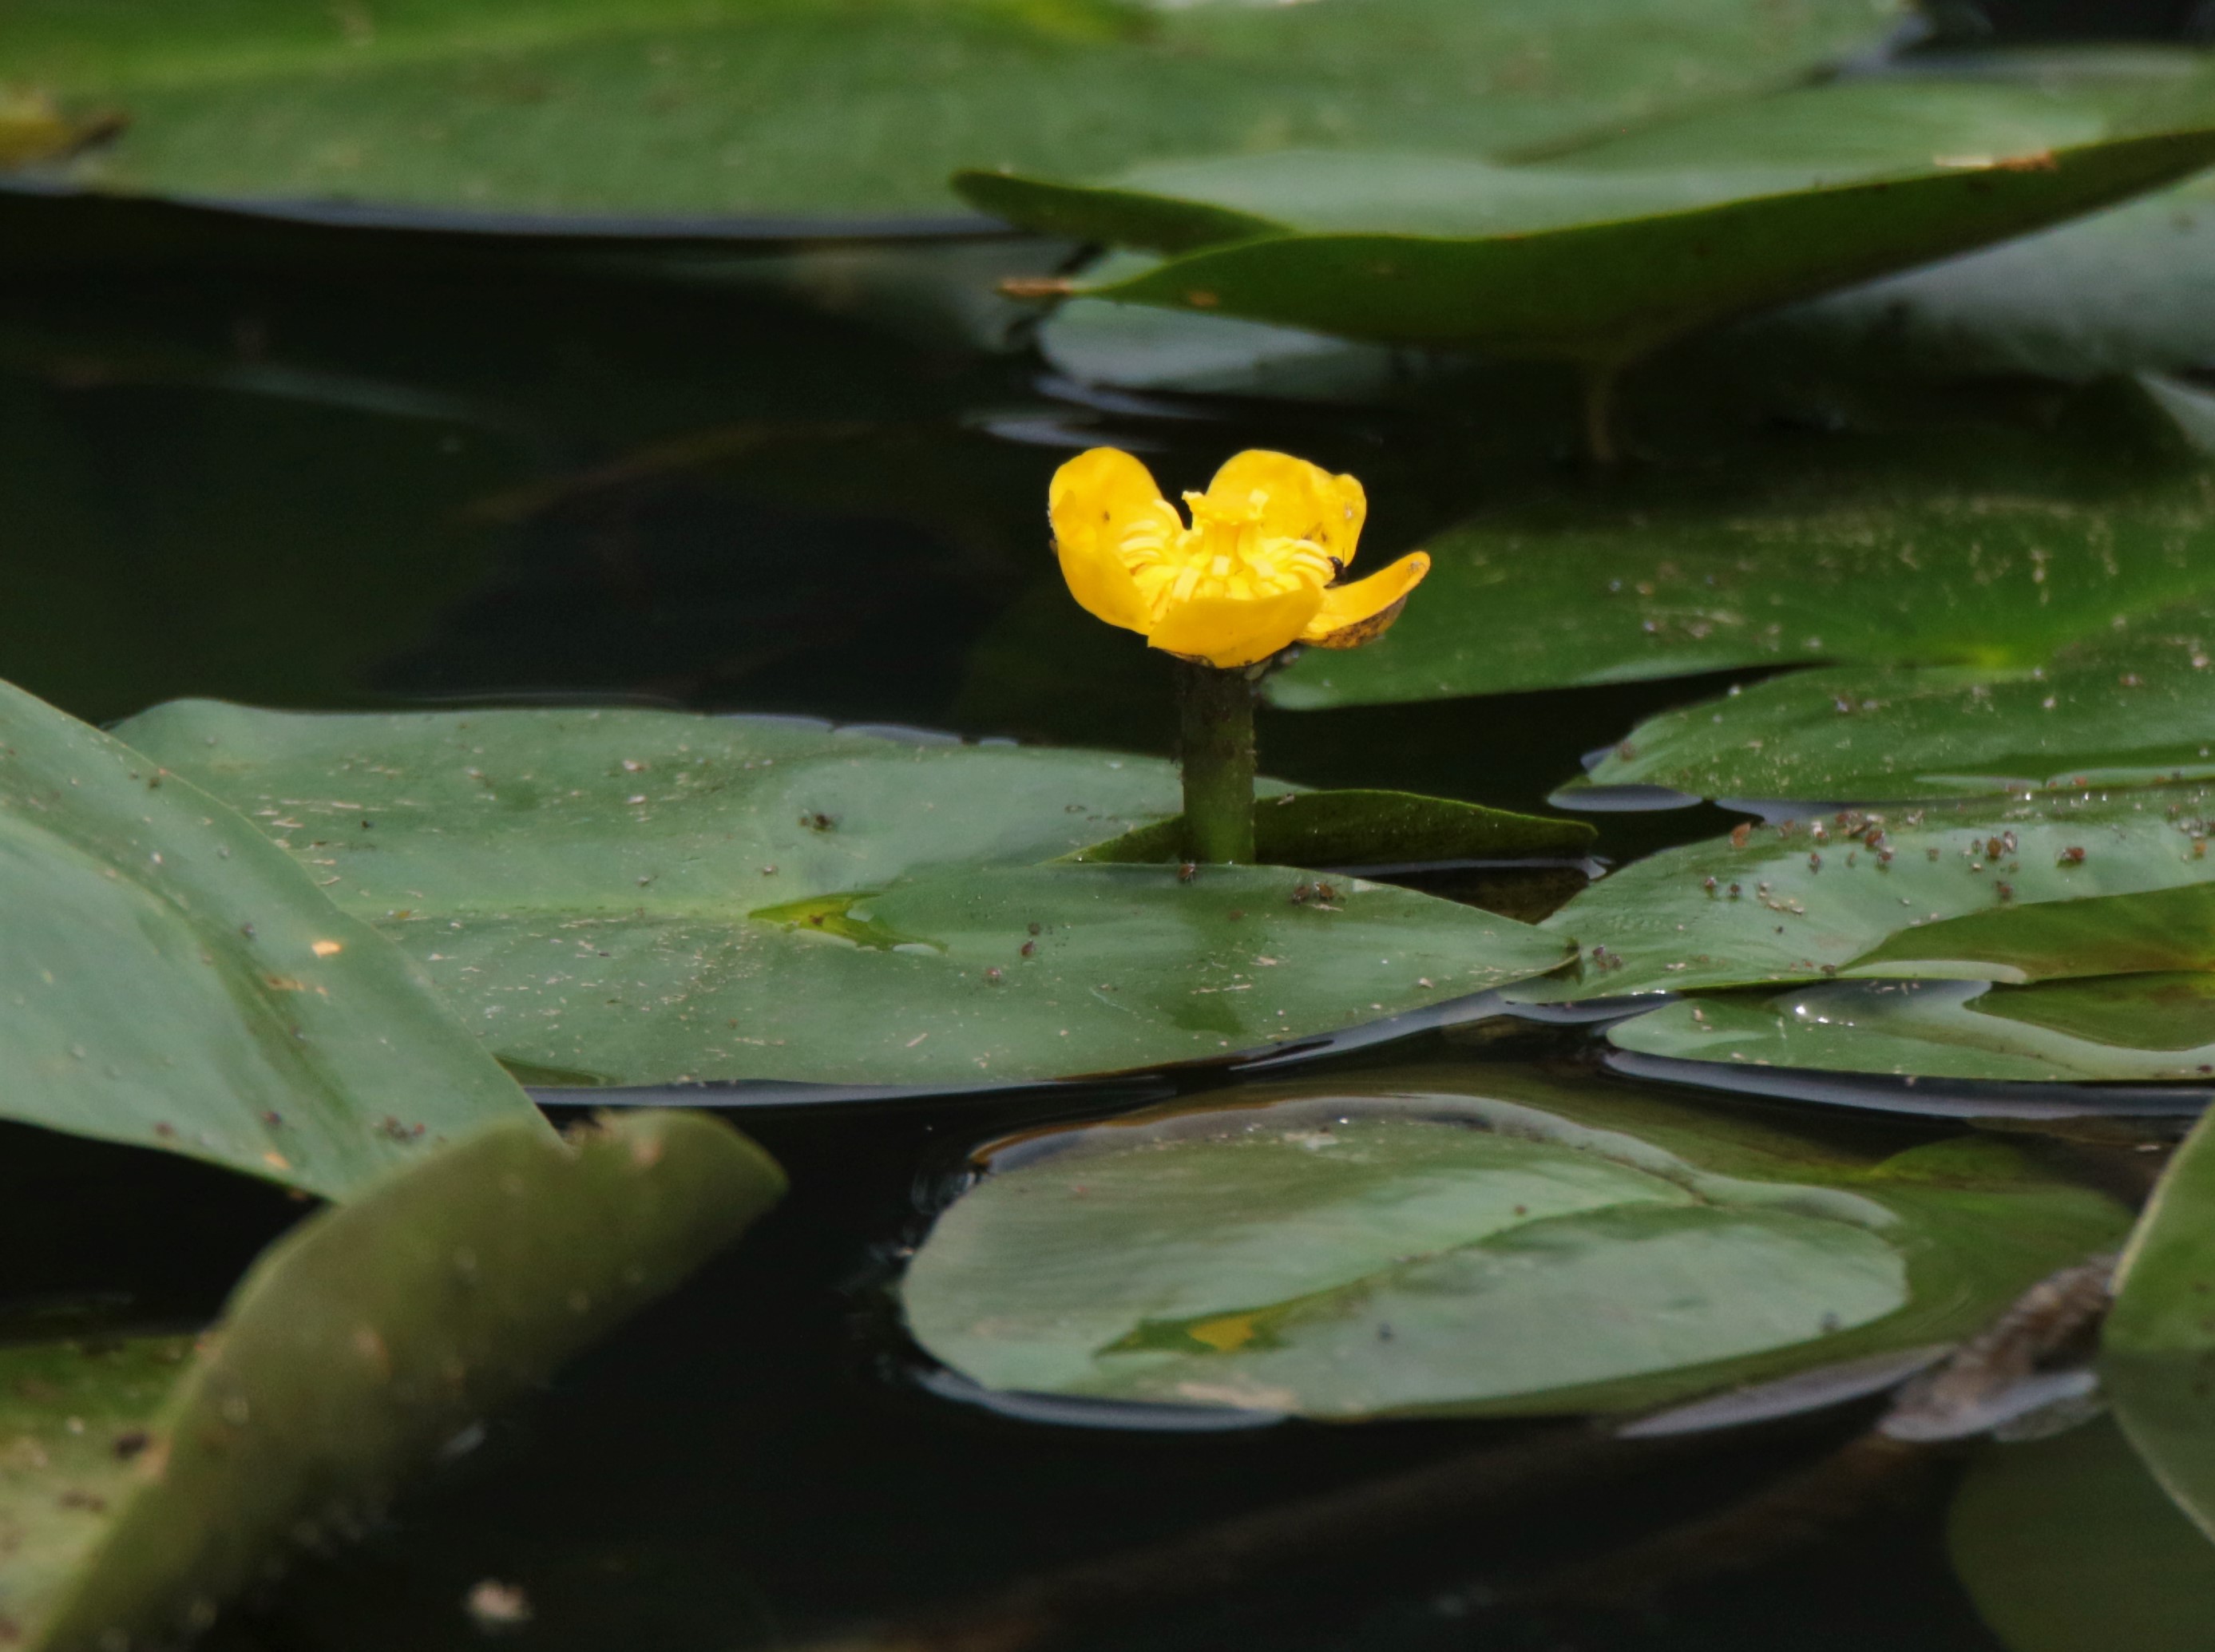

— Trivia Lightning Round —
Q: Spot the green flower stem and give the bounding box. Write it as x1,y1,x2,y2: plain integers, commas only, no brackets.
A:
1176,660,1256,863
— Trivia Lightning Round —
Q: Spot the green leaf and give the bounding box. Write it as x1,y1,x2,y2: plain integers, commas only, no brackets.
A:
1607,974,2215,1084
1519,791,2215,1000
2104,1083,2215,1543
1575,596,2215,802
1,0,1890,220
1063,788,1595,866
117,702,1570,1086
1849,885,2215,983
0,1109,781,1652
1735,172,2215,386
974,72,2215,362
1270,388,2215,711
371,862,1568,1087
1948,1417,2215,1652
114,699,1191,896
0,679,537,1196
899,1064,2129,1419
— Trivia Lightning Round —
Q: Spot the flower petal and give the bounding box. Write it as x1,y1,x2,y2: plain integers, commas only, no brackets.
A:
1301,551,1431,650
1049,447,1178,633
1203,450,1367,567
1149,584,1325,670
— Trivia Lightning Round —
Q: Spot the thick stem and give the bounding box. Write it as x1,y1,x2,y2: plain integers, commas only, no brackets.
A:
1175,661,1255,863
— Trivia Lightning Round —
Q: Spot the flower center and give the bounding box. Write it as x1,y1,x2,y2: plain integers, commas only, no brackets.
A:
1115,488,1338,620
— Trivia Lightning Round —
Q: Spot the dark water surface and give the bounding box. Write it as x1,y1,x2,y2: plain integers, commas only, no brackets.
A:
2,256,2066,1650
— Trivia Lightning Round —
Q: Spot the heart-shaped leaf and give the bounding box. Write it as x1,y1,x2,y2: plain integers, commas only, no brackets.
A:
0,1110,783,1652
1519,791,2214,1000
900,1064,2128,1420
117,702,1570,1086
0,679,537,1195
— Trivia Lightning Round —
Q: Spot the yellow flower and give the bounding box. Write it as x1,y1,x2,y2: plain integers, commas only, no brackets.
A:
1048,447,1431,670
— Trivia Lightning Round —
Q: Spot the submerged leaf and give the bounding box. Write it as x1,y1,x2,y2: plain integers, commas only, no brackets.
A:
0,1111,783,1652
2105,1076,2215,1543
0,680,537,1195
1948,1417,2215,1652
900,1065,2128,1420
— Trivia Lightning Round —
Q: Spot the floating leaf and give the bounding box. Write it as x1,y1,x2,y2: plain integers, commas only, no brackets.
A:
0,680,537,1195
114,700,1189,897
1735,172,2215,386
1519,790,2214,1000
0,1110,781,1652
1948,1418,2215,1652
1064,788,1594,866
900,1065,2128,1420
1607,974,2215,1084
1574,593,2215,802
351,863,1565,1087
1850,884,2215,983
117,703,1568,1086
1270,389,2215,710
2105,1075,2215,1543
0,0,1889,220
968,71,2215,362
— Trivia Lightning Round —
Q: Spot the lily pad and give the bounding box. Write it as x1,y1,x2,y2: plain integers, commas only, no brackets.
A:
1518,790,2215,1000
965,72,2215,363
1064,788,1595,866
0,0,1890,221
0,1109,782,1652
1574,593,2215,802
1606,975,2215,1084
1270,387,2215,711
1948,1418,2215,1652
116,702,1569,1086
2105,1068,2215,1541
898,1064,2129,1419
113,700,1190,896
1734,171,2215,387
1850,884,2215,982
0,679,537,1196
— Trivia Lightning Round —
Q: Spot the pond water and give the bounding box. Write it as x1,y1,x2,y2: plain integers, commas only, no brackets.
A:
1,241,2200,1650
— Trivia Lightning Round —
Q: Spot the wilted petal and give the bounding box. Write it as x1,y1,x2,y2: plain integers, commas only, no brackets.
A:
1301,552,1431,650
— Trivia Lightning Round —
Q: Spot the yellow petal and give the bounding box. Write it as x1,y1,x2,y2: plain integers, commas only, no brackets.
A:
1149,584,1325,670
1203,450,1368,567
1300,551,1431,650
1048,447,1178,633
